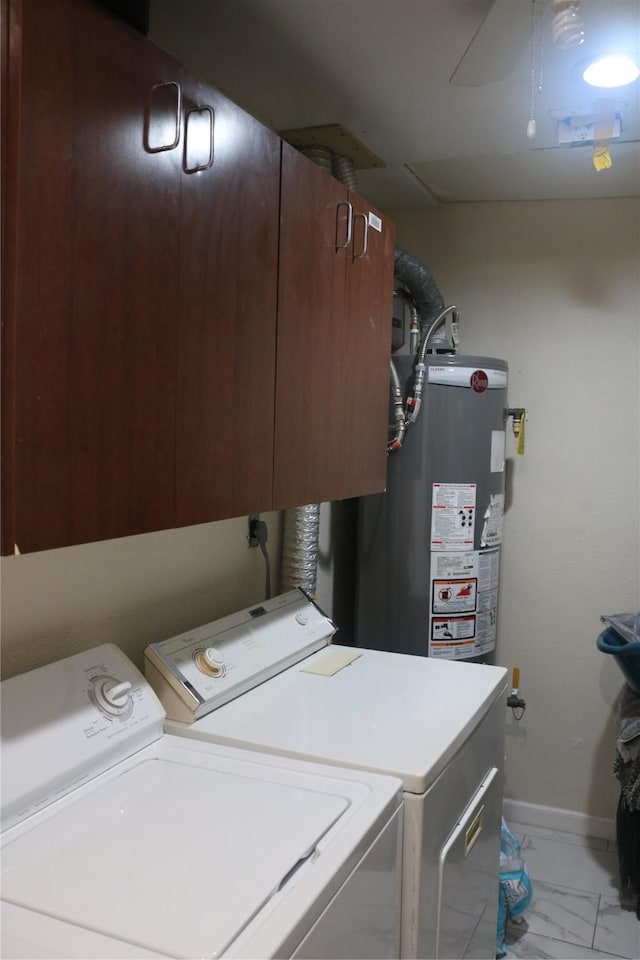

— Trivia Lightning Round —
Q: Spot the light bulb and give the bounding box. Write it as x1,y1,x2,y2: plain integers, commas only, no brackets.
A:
551,1,585,50
583,55,640,88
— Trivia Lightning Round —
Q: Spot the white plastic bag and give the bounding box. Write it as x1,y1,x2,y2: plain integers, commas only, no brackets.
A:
601,613,640,645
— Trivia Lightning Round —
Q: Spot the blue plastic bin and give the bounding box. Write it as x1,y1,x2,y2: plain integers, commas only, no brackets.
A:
597,627,640,693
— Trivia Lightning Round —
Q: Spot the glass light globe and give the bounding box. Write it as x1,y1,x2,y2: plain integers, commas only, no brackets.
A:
583,55,640,88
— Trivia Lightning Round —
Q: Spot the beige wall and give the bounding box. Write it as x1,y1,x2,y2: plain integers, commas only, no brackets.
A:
389,197,640,819
0,514,282,680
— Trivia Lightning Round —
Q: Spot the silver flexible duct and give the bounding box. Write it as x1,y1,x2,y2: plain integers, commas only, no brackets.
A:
332,155,360,191
280,503,321,594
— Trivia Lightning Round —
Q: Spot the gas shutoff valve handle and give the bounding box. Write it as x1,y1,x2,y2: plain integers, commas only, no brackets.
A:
507,667,526,717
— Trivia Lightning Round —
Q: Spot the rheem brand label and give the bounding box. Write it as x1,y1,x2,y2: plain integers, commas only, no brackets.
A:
470,370,489,393
427,366,507,389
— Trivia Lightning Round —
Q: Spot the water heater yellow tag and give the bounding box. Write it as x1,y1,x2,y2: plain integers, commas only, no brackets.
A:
516,416,526,456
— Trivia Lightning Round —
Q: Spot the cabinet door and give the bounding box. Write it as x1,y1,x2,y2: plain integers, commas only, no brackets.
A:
175,76,280,526
274,144,348,508
343,190,395,497
274,144,394,508
2,0,182,553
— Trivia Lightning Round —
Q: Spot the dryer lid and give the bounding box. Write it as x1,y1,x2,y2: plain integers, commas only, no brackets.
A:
174,646,507,794
2,750,349,958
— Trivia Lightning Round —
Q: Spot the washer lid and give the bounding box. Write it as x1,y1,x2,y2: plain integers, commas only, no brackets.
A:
2,752,349,958
168,646,508,794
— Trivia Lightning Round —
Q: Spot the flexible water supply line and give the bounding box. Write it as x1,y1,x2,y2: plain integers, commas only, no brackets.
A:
417,304,459,363
388,360,407,452
411,304,460,420
388,304,459,454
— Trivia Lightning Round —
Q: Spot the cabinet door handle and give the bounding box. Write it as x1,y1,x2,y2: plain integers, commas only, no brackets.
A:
353,212,369,260
335,201,353,250
183,105,215,173
145,81,182,153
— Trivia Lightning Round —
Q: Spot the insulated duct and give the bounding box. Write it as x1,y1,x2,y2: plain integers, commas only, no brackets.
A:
393,245,445,333
388,248,451,452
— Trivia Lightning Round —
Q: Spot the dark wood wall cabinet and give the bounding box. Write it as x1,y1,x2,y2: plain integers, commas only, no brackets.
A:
275,144,394,508
2,0,395,555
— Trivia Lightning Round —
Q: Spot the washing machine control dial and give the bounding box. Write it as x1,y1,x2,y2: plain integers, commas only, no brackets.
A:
89,675,134,718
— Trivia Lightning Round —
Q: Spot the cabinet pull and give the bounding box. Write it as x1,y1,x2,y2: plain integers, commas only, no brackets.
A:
353,212,369,259
335,201,353,250
145,81,182,153
183,105,215,173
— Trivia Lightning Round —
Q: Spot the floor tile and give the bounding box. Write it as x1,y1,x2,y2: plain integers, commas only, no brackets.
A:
505,928,624,959
509,821,609,850
593,894,640,959
520,833,621,896
507,878,599,948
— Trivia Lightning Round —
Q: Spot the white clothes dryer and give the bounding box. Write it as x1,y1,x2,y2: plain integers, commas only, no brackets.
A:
1,643,403,960
145,589,509,960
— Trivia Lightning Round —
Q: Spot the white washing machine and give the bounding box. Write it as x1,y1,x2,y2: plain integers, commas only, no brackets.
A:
1,643,403,959
145,589,509,960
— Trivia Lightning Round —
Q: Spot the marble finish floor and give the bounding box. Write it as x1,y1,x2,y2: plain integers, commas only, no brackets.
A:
504,822,639,959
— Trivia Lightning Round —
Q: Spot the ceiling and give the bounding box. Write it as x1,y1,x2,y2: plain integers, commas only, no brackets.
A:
149,0,640,212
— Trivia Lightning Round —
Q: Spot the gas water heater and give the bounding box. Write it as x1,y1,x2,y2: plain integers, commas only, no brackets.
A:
356,348,510,665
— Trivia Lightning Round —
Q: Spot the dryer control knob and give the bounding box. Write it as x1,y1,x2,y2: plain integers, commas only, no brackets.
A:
204,647,224,667
295,612,308,626
194,647,225,677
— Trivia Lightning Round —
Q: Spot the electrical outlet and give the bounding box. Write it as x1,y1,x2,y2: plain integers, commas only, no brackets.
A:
247,514,260,547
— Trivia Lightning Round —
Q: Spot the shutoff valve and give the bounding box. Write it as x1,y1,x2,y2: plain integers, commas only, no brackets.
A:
507,667,526,718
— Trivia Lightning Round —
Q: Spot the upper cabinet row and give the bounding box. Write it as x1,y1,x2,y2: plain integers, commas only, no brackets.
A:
1,0,395,555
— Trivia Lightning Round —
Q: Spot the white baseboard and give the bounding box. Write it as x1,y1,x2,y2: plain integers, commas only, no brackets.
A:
503,798,616,842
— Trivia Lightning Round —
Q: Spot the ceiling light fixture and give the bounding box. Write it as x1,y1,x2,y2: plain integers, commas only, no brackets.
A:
582,55,640,88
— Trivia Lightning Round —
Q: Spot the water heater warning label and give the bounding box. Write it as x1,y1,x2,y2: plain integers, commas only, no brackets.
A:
432,615,475,644
431,483,476,551
428,548,500,659
432,578,477,614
